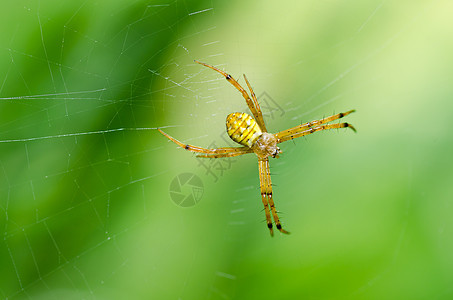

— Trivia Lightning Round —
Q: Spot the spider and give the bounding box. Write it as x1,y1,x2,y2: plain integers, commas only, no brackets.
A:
159,60,356,236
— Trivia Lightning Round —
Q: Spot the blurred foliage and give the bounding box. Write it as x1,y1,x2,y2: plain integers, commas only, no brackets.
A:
1,0,453,299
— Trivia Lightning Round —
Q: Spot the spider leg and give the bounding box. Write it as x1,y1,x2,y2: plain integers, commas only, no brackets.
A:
259,159,273,236
275,110,356,143
158,128,251,156
276,122,356,144
243,74,266,132
259,158,290,236
195,60,268,132
196,149,253,158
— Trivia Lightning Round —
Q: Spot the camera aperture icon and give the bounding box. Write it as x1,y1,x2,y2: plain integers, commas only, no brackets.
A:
169,173,204,207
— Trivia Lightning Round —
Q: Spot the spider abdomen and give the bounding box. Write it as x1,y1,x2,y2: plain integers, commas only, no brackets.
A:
226,112,262,148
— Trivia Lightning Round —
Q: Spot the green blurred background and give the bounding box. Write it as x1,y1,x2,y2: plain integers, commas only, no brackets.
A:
1,0,453,299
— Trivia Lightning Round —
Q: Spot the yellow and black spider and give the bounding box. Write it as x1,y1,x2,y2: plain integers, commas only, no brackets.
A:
159,60,356,236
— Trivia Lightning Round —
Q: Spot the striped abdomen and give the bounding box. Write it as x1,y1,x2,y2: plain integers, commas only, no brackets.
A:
226,112,263,148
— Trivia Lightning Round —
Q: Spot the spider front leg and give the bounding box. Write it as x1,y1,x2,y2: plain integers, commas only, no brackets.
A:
275,110,356,143
158,128,252,157
277,123,355,143
259,158,290,236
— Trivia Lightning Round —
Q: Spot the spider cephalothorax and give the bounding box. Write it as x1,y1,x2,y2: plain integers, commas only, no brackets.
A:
252,132,281,159
159,60,356,236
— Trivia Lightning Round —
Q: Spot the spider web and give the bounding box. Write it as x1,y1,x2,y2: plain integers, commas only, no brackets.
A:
0,1,228,298
2,1,453,299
